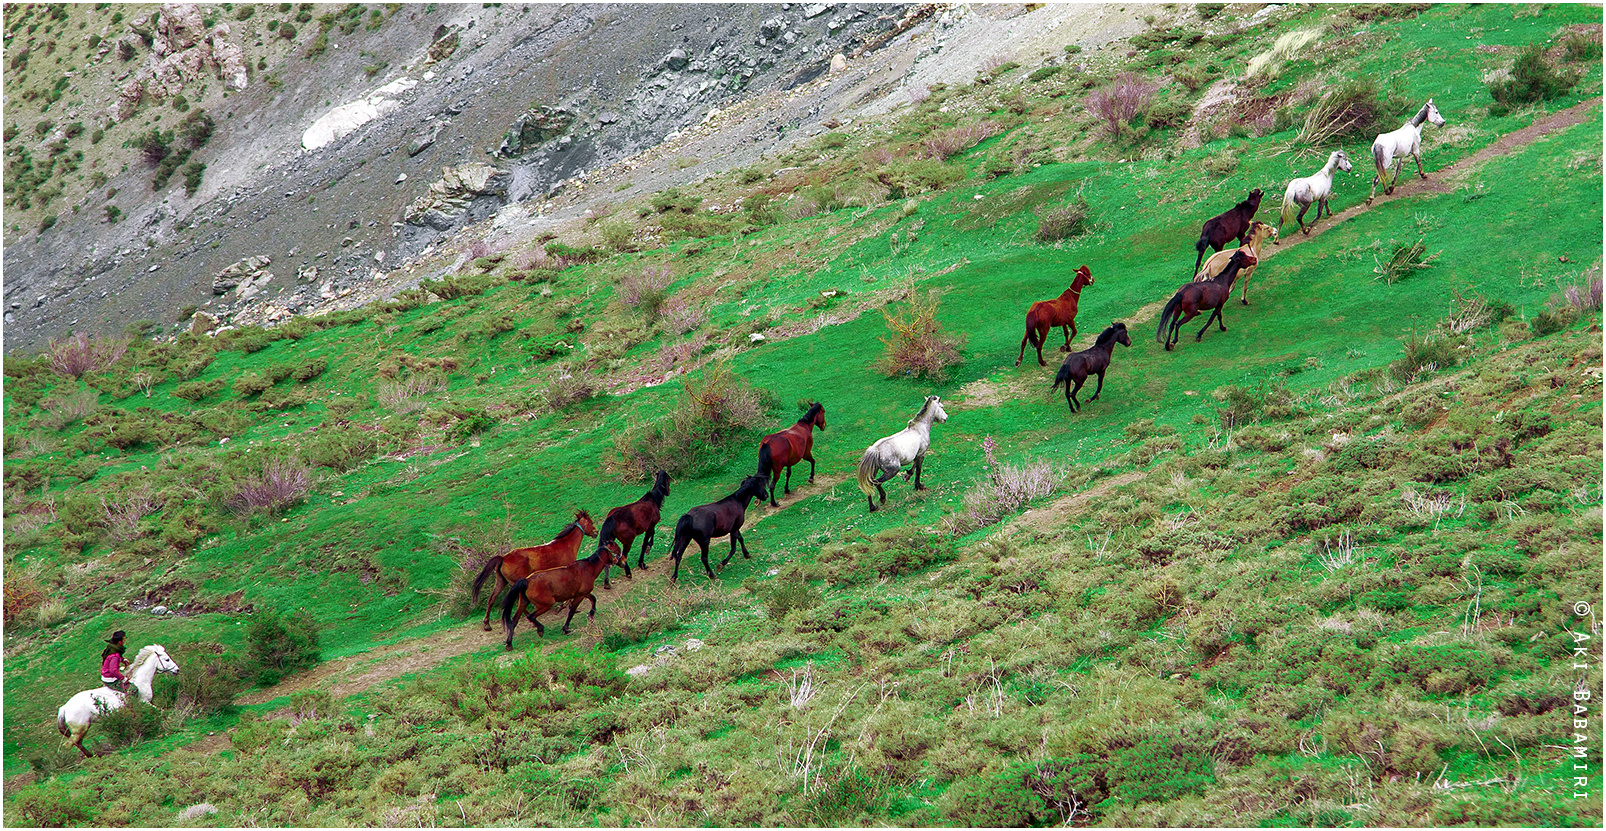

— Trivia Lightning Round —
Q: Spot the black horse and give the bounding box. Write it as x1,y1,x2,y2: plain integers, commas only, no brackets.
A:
1158,251,1257,351
1051,323,1131,413
594,469,670,587
1193,188,1262,277
667,475,769,581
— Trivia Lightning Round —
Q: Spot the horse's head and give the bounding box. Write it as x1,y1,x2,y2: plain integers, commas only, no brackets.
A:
926,395,948,424
1231,251,1258,270
652,470,671,499
1334,150,1353,173
600,540,625,567
1111,322,1132,348
805,401,827,430
149,645,179,675
1072,265,1093,288
1425,98,1445,127
1246,188,1263,205
739,474,770,502
575,509,598,537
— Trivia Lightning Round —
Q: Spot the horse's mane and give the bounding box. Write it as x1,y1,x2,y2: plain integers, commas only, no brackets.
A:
909,396,938,425
1411,99,1434,126
800,402,824,423
127,645,161,671
648,470,670,501
1095,324,1126,346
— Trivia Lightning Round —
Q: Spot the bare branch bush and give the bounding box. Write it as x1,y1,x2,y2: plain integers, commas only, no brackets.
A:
877,289,965,381
225,457,314,516
47,332,130,379
1085,73,1158,138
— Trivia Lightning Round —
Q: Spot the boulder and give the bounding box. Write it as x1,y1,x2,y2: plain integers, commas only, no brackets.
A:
426,27,459,64
190,311,218,334
153,4,205,57
665,48,689,70
497,106,575,157
404,163,512,227
302,77,418,150
213,255,271,294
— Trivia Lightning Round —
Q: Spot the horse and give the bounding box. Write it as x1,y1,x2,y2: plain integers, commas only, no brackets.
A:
1193,188,1262,277
756,402,826,507
499,542,624,648
666,475,770,582
1157,250,1257,351
1051,323,1131,413
1196,220,1277,306
1017,265,1096,367
1367,98,1445,205
594,469,670,586
856,395,948,512
57,644,179,758
470,509,598,631
1278,150,1352,238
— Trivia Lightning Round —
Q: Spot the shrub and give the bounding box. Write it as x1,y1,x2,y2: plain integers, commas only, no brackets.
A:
1390,332,1466,382
877,289,966,381
304,425,381,471
46,331,130,379
947,435,1058,533
1488,44,1578,114
922,121,1002,160
1556,276,1604,311
611,360,774,480
1145,99,1192,130
657,294,707,335
182,160,205,195
1563,29,1603,62
1035,196,1092,242
224,457,314,516
1028,65,1063,83
1086,73,1158,137
37,386,101,430
1297,77,1396,146
291,358,327,382
617,265,674,310
172,379,225,401
244,608,320,686
539,364,598,412
873,158,964,199
1201,146,1238,177
1372,238,1439,284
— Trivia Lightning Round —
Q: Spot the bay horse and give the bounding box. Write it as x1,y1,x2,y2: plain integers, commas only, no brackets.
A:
1051,323,1131,413
667,474,770,582
1192,188,1262,278
1017,265,1095,367
756,402,826,507
500,542,624,648
595,469,670,586
1367,98,1445,205
1196,220,1277,306
1278,150,1352,238
1157,250,1257,351
57,644,179,757
470,509,597,631
857,395,948,511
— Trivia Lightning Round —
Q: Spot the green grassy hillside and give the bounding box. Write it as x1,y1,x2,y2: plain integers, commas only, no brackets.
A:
4,3,1602,826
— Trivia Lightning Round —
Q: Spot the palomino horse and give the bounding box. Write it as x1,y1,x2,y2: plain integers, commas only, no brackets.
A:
1196,220,1277,306
57,644,179,757
857,395,948,511
500,542,624,648
1278,150,1352,238
667,475,770,582
595,470,670,586
1193,188,1262,277
1051,323,1132,413
1367,98,1445,204
1017,265,1096,367
756,402,826,507
1158,251,1258,351
471,509,598,631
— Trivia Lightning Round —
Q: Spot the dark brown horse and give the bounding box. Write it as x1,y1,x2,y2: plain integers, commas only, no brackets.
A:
471,510,597,631
1051,322,1131,413
595,469,670,586
756,403,826,507
668,475,768,581
500,542,624,648
1017,265,1096,367
1157,251,1257,351
1193,188,1262,277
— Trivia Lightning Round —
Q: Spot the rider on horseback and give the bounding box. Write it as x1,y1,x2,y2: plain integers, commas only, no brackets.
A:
100,630,129,693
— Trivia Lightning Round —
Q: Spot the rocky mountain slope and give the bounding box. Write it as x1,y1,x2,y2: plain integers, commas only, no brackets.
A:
3,2,1153,355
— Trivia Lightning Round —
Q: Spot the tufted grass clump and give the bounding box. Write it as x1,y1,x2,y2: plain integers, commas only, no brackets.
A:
877,289,966,381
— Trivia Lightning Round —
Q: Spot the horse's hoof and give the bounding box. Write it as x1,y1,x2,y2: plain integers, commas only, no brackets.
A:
1241,299,1249,306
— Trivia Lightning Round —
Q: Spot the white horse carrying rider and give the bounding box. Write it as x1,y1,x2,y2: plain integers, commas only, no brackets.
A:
1279,149,1353,237
1367,98,1445,204
857,396,948,512
57,644,180,757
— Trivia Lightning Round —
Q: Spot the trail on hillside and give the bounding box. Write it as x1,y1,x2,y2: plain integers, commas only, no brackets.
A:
175,96,1601,755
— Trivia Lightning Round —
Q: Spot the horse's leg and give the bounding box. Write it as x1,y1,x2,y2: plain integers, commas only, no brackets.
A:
1413,148,1427,180
1060,323,1072,352
912,455,927,491
482,574,503,632
1297,203,1311,235
669,535,687,582
1387,159,1403,194
805,449,816,484
783,463,793,496
1063,374,1077,412
1089,369,1105,403
617,536,635,581
638,527,653,570
1198,307,1225,341
1069,376,1084,413
1035,324,1049,366
503,594,524,649
699,536,717,580
768,470,782,508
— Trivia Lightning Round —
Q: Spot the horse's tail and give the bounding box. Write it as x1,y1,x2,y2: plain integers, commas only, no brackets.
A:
594,514,619,558
756,441,774,478
1193,235,1208,276
470,555,503,604
1371,140,1387,178
1278,193,1295,231
1156,292,1182,344
1022,309,1043,351
856,450,878,498
1052,362,1071,392
500,578,529,631
56,707,68,738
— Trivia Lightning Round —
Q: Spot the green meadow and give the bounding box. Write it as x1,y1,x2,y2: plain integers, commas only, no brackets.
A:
3,3,1601,826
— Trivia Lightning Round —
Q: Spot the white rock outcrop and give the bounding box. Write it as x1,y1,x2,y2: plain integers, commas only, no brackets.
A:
302,78,419,150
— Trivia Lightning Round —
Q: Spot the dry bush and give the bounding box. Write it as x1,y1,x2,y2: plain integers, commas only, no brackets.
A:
1558,276,1604,311
224,457,314,516
611,360,774,480
658,294,708,335
923,121,1002,161
656,332,711,374
101,482,159,541
1085,74,1158,138
618,265,674,309
878,289,966,381
2,561,49,626
1035,196,1093,242
377,372,449,410
945,436,1059,534
47,331,130,379
540,363,599,412
36,387,101,430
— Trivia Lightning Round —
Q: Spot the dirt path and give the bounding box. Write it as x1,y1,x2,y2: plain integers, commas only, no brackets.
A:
176,95,1602,754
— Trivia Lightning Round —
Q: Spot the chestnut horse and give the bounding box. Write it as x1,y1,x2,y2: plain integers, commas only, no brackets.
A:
1051,322,1131,413
1192,188,1262,277
595,469,670,585
667,475,769,581
1017,265,1095,367
756,402,826,507
500,542,623,648
1194,220,1277,306
471,509,597,631
1158,250,1257,351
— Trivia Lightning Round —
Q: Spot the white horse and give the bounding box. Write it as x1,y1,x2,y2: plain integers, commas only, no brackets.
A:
1278,149,1353,238
57,644,179,757
856,396,948,512
1367,98,1445,204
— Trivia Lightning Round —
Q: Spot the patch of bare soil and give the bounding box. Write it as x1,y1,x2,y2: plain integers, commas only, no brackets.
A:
1010,470,1147,534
